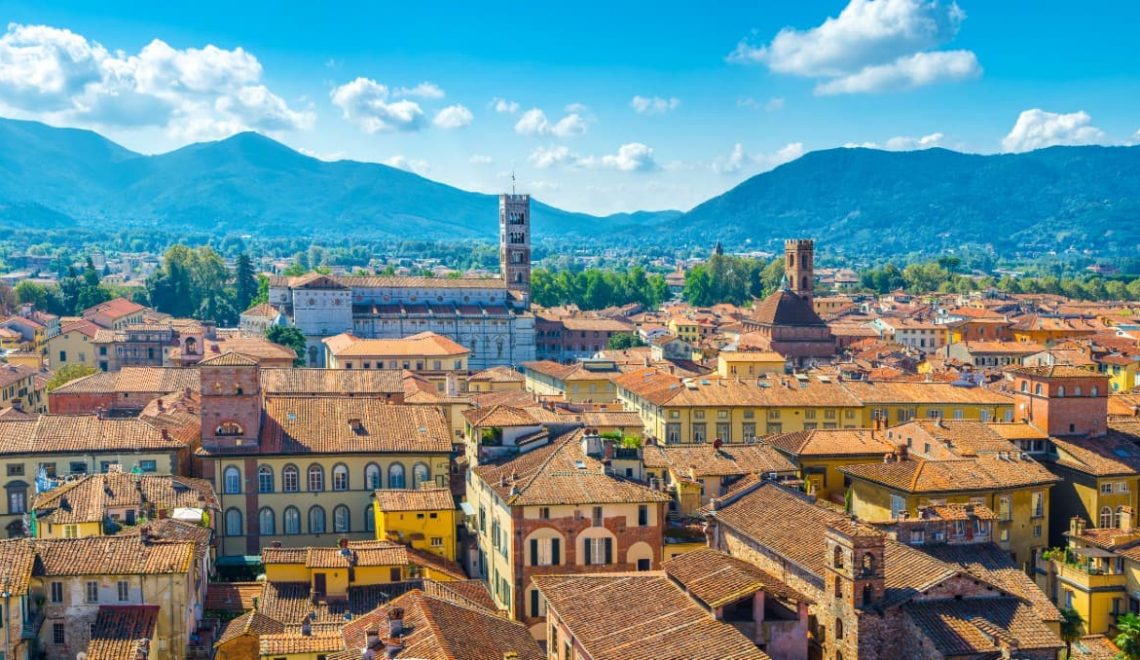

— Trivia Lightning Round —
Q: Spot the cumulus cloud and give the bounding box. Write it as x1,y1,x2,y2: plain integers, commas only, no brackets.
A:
382,155,430,175
579,143,657,172
491,97,519,114
393,81,444,99
737,96,784,111
514,108,589,138
528,145,575,169
713,142,805,175
432,103,473,129
330,77,424,133
727,0,980,94
849,132,944,150
1001,109,1106,153
0,22,313,139
631,95,680,115
469,154,493,165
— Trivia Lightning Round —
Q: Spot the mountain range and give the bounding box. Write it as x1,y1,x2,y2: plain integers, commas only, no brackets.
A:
1,116,1138,256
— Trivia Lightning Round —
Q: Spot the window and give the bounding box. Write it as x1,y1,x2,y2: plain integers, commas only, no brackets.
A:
225,508,243,536
835,618,844,640
1101,506,1114,528
365,463,382,489
308,465,324,492
69,461,87,474
431,536,443,547
309,506,326,534
333,505,350,533
998,495,1011,521
5,465,22,477
388,463,406,489
1032,491,1044,518
257,465,274,493
259,508,276,535
365,505,375,532
1057,386,1065,398
539,507,551,520
86,581,99,603
283,465,299,492
412,463,429,488
64,525,78,538
8,488,26,515
284,507,301,535
138,460,157,473
332,464,349,491
592,506,604,527
584,537,612,565
531,537,560,566
1103,482,1114,494
117,581,129,602
223,466,241,494
692,423,707,443
890,494,906,519
53,622,65,645
833,545,844,569
638,505,649,526
50,581,63,603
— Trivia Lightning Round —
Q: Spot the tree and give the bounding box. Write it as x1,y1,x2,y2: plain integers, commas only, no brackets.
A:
234,254,258,312
1116,612,1140,660
607,332,645,350
14,281,64,314
46,364,98,392
266,325,308,366
1058,608,1083,659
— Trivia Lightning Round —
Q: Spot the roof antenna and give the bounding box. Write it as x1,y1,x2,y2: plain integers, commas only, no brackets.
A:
511,169,516,195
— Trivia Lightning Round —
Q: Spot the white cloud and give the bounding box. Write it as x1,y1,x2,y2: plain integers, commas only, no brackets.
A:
737,96,784,112
528,145,575,169
728,0,980,94
330,77,424,133
814,50,978,95
469,154,493,165
579,143,657,172
491,97,519,114
433,104,473,129
1001,109,1106,153
382,155,430,175
393,81,444,99
631,95,680,115
850,131,944,150
0,23,313,140
514,107,589,138
713,142,805,175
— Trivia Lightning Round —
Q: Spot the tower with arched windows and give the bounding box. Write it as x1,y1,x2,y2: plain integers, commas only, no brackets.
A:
499,192,531,295
823,519,886,660
199,351,263,451
785,238,815,300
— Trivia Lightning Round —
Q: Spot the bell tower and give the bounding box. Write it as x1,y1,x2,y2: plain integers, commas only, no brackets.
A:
500,192,531,296
785,239,814,300
823,519,885,660
199,352,263,451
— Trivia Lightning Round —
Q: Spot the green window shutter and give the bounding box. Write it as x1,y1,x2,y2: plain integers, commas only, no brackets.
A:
584,538,592,565
551,538,560,565
531,588,540,617
530,538,538,566
604,537,613,564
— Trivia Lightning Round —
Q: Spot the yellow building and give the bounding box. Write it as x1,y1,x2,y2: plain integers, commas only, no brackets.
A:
44,319,100,371
767,428,896,503
0,327,23,352
374,487,458,560
0,362,46,413
716,350,786,378
840,380,1015,426
521,358,622,403
466,365,525,393
667,316,700,344
641,443,797,515
1100,353,1140,393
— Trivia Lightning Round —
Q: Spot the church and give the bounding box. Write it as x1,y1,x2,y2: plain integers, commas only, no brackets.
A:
269,194,537,370
741,239,836,366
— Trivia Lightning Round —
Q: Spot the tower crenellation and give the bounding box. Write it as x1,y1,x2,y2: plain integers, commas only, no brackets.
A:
500,193,531,296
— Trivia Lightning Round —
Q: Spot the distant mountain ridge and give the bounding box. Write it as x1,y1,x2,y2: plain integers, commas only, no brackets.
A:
1,116,1138,256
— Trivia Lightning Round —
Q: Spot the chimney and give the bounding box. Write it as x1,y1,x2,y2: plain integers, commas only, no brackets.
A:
388,607,404,637
301,620,312,636
95,407,106,420
1121,507,1135,533
157,399,165,412
603,439,615,460
1070,516,1085,537
897,444,908,461
365,629,381,650
161,429,170,441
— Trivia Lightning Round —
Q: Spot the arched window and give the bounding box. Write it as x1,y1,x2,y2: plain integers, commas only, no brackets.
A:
412,463,429,489
283,507,301,535
801,275,809,291
282,465,299,492
1092,386,1099,397
334,505,350,533
788,253,795,267
1074,386,1082,396
223,466,241,494
332,464,349,491
259,507,275,535
364,505,375,532
365,463,382,490
309,506,326,534
216,421,244,436
389,463,406,489
225,508,242,536
862,553,875,576
308,465,324,492
834,576,842,597
1101,506,1114,528
258,465,274,493
833,545,844,569
1020,380,1028,392
835,618,844,639
1035,383,1043,395
1057,385,1065,397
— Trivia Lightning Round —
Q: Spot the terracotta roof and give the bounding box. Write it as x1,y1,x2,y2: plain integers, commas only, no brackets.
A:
560,317,633,332
467,366,524,383
1007,364,1108,379
33,473,217,525
663,548,809,607
214,610,285,648
461,404,538,427
374,487,454,512
889,419,1024,458
840,455,1059,494
261,368,403,395
424,579,497,612
921,543,1060,622
1048,430,1140,477
322,331,470,358
198,350,259,367
751,289,827,327
0,540,34,595
613,369,863,408
82,298,145,323
277,274,507,290
841,380,1014,405
205,581,263,613
473,430,671,506
534,573,770,660
641,443,796,477
241,302,280,318
1070,635,1122,660
768,428,896,458
0,415,188,456
32,536,196,575
49,366,199,396
240,399,452,456
904,598,1061,656
262,540,466,578
84,605,160,660
259,631,345,655
0,363,36,389
522,359,622,382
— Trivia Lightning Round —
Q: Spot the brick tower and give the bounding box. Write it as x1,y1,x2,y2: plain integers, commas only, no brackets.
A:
823,519,886,660
785,239,814,300
199,352,263,451
1009,365,1109,437
500,192,531,295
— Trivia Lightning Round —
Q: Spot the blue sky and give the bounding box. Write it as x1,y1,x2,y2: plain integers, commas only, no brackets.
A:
1,1,1138,215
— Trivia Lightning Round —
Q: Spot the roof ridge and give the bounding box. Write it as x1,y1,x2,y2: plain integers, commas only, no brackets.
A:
512,431,583,501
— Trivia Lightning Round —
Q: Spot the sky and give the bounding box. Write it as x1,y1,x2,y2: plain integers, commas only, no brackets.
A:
0,0,1138,216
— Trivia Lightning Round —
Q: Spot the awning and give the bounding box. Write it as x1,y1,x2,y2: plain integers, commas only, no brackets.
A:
459,502,476,516
215,555,263,567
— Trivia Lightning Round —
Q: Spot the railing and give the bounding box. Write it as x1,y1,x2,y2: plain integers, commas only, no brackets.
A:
22,609,44,639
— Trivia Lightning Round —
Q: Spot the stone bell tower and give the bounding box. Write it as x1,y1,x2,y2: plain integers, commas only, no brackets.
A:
500,192,531,295
823,519,886,660
785,239,814,300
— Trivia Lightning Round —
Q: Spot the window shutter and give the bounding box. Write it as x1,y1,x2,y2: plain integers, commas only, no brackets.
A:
530,539,539,566
531,588,540,617
604,538,613,564
584,538,592,565
551,538,560,565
